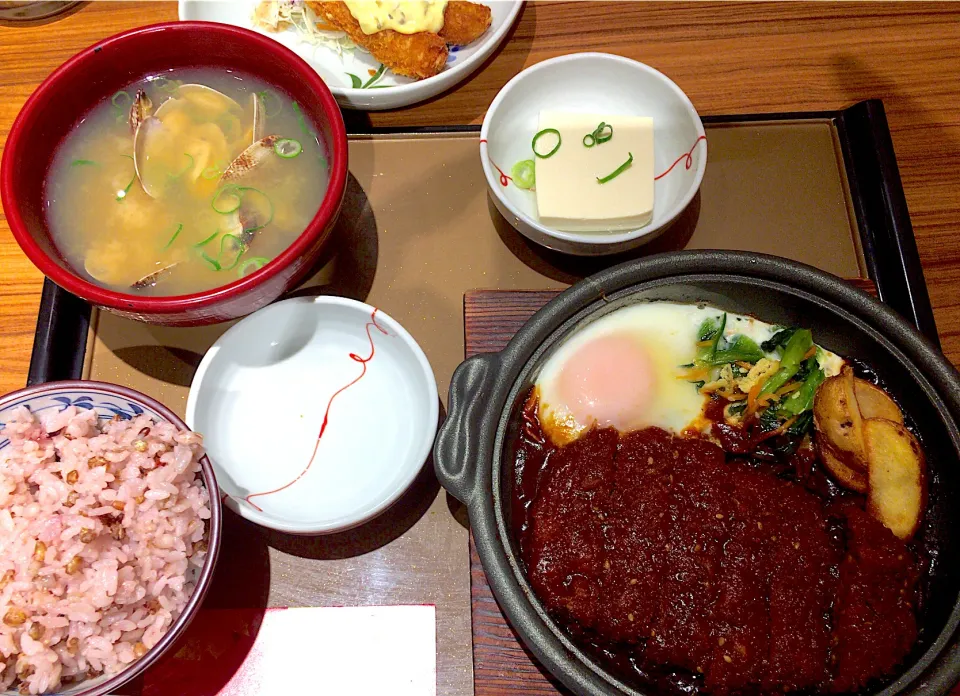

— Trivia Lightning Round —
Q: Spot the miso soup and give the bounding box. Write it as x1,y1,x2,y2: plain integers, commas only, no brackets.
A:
45,69,330,296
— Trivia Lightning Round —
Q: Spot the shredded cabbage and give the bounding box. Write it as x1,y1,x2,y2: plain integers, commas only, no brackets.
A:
252,0,356,56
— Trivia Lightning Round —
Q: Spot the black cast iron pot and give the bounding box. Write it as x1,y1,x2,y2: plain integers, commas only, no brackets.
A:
434,250,960,696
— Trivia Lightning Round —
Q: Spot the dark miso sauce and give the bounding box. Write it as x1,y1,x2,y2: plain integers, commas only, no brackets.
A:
510,387,929,696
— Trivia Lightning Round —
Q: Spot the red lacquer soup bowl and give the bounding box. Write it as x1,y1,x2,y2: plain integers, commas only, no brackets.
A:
0,21,348,326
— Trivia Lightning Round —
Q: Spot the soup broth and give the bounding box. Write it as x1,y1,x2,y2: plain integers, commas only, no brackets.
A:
45,69,330,296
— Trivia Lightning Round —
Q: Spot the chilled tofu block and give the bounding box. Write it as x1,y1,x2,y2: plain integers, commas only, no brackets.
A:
535,111,654,233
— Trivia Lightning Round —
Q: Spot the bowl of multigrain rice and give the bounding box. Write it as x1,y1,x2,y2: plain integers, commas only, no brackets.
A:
0,381,221,695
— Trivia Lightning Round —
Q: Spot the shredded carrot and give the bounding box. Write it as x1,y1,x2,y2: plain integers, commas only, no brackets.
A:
736,361,755,370
774,416,798,435
745,381,764,419
775,382,803,397
677,367,709,382
726,393,748,402
802,346,817,360
758,392,779,407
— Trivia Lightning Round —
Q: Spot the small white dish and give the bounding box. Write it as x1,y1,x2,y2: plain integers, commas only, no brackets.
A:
480,52,707,256
179,0,524,110
186,296,439,534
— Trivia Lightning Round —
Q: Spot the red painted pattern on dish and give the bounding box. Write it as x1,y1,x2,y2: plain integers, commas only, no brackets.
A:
245,308,388,511
655,134,707,180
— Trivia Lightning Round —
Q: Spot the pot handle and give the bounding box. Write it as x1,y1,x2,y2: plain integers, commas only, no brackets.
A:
434,353,498,506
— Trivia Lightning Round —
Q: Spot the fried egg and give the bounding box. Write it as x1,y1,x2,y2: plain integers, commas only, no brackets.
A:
535,302,844,446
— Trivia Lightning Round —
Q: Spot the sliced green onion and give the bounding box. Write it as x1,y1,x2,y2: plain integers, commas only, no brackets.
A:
510,160,535,190
257,89,283,117
597,152,633,184
163,223,183,250
236,186,274,233
582,122,613,148
111,91,131,109
211,185,241,214
274,138,302,158
116,154,135,202
532,128,561,159
170,153,195,179
292,101,323,162
71,159,96,167
194,230,220,248
218,234,246,270
153,77,181,94
200,251,221,271
201,166,222,180
594,122,613,144
237,256,270,278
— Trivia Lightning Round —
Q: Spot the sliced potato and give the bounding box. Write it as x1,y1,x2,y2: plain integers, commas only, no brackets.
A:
813,366,867,471
818,441,868,493
854,379,904,423
864,418,926,540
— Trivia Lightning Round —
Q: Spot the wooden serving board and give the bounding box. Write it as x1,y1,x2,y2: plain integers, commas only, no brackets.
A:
463,280,878,696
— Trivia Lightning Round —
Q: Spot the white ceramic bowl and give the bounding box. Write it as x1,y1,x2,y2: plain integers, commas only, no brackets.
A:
186,296,439,534
179,0,524,110
480,52,707,255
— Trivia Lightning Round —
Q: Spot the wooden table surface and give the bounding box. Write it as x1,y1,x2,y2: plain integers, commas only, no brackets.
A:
1,0,960,391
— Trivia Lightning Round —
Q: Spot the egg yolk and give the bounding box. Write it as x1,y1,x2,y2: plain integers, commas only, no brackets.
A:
555,333,655,432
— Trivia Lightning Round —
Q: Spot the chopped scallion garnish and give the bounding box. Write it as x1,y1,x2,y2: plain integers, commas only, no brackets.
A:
201,166,222,180
170,153,195,179
236,186,274,233
163,223,183,250
219,234,246,270
200,251,221,271
237,256,270,278
71,159,96,167
111,91,131,109
597,152,633,184
510,160,535,190
211,185,242,214
292,101,324,163
532,128,561,159
194,230,220,248
116,154,135,202
257,89,283,117
274,138,302,158
582,122,613,148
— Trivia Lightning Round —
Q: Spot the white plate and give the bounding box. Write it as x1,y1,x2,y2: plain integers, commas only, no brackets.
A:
186,296,439,534
178,0,524,110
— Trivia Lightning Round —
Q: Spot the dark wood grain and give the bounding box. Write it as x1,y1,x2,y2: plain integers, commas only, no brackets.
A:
463,280,878,696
